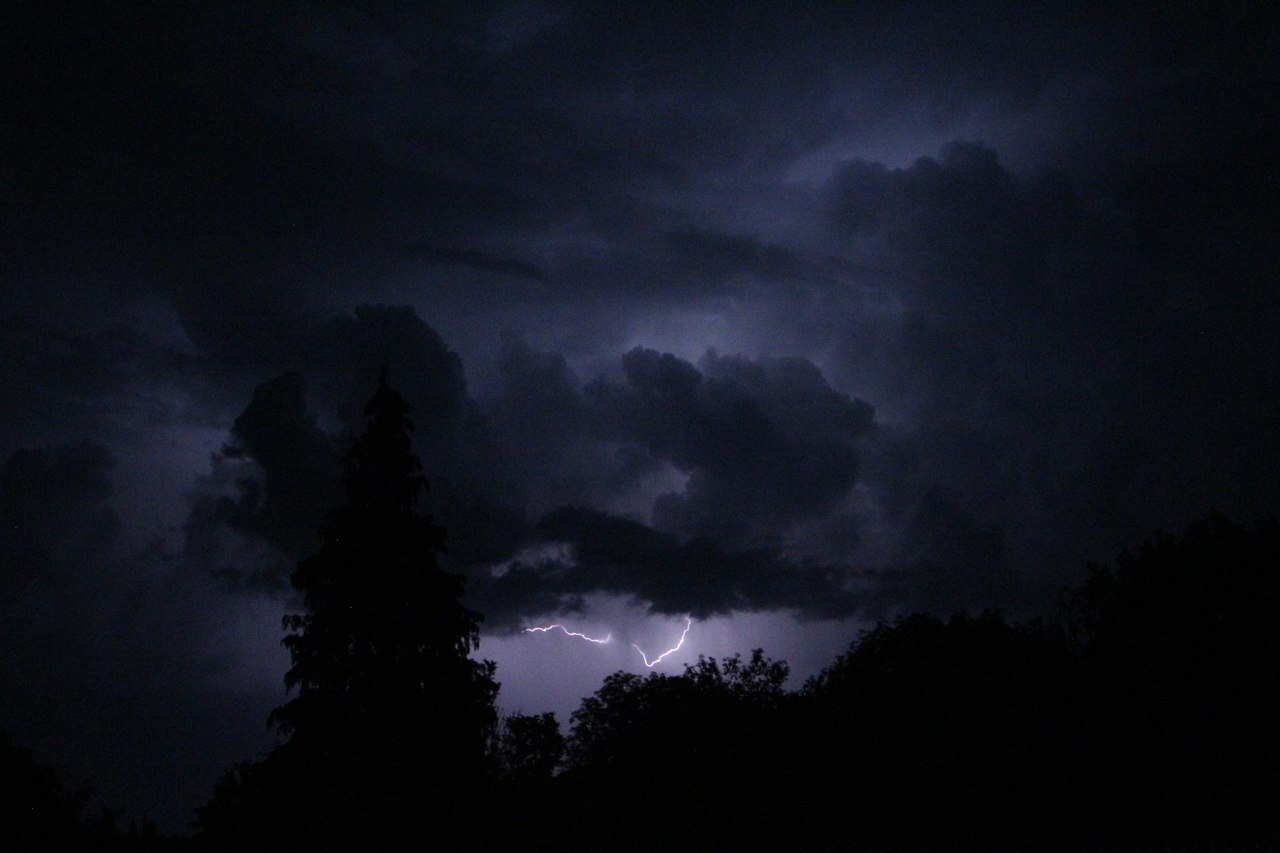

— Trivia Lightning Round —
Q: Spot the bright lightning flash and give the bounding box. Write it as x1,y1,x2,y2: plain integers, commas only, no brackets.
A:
522,624,612,644
632,616,693,668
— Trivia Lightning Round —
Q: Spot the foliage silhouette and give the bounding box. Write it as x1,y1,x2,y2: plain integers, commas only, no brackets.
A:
491,711,564,785
2,727,92,851
196,371,499,848
541,516,1278,849
799,611,1081,849
184,423,1277,853
1060,514,1280,846
551,650,793,847
1,729,166,851
483,711,566,845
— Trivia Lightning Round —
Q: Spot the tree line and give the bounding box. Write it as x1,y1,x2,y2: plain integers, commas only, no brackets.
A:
4,376,1278,850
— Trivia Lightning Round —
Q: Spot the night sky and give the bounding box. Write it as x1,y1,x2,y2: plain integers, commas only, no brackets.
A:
3,1,1277,832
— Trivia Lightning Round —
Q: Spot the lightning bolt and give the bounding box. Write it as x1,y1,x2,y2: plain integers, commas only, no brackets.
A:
522,624,612,644
632,616,693,668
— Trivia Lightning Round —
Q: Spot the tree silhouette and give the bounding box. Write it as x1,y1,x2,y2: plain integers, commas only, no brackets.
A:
0,728,160,851
198,370,499,847
555,651,793,847
1060,514,1280,846
270,368,498,741
192,456,1278,851
799,612,1080,849
491,712,564,785
2,727,90,850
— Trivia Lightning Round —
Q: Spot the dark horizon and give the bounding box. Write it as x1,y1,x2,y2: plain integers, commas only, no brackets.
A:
2,1,1278,835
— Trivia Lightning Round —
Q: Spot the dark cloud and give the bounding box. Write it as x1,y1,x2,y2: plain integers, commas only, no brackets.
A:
171,322,890,627
815,136,1280,594
181,304,500,594
0,442,120,600
407,245,549,283
313,305,478,451
455,341,887,624
664,228,815,285
473,505,859,624
5,3,1270,612
3,0,1277,832
183,373,338,595
859,487,1015,616
481,336,598,512
583,347,872,545
0,443,281,831
215,373,340,552
0,312,214,459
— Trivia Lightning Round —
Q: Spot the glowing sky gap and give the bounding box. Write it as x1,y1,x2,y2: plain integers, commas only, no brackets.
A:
632,616,693,668
522,624,612,644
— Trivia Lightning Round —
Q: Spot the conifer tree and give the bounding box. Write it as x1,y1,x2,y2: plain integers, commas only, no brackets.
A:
267,368,498,840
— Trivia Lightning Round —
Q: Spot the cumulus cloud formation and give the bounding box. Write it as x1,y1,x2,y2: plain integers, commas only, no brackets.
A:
3,0,1276,831
588,348,871,542
464,342,881,624
180,304,502,594
177,311,886,626
815,137,1279,595
485,505,859,621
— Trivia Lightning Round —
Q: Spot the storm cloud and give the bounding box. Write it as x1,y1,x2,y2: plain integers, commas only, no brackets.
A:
2,0,1276,832
179,314,883,625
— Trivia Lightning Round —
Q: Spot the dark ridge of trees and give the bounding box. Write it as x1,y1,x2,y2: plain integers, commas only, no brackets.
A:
4,379,1274,848
1,728,171,852
178,387,1277,852
518,514,1280,850
549,650,796,848
2,727,97,851
1059,514,1280,846
796,612,1083,850
109,370,1276,850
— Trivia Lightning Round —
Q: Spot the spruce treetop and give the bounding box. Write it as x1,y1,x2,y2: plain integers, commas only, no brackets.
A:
270,369,496,746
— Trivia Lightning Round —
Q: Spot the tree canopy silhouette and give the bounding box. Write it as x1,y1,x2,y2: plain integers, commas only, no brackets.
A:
1,728,162,851
197,370,499,847
192,427,1277,853
269,369,498,753
548,650,792,847
1059,514,1280,845
490,711,564,785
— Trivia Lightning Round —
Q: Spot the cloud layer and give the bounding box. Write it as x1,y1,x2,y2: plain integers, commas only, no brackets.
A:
2,0,1276,832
